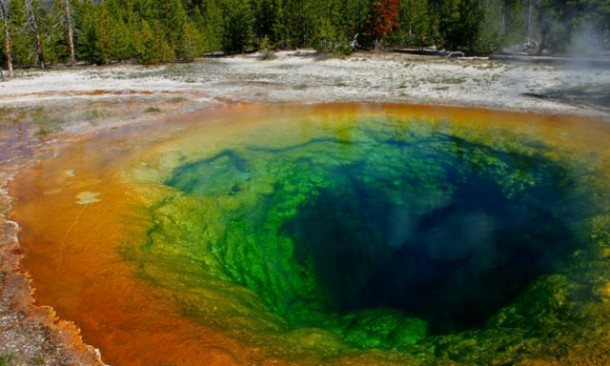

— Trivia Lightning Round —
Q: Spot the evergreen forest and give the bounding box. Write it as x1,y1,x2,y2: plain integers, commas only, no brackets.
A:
0,0,609,68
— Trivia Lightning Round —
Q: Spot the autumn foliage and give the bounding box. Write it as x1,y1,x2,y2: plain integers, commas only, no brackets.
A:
364,0,400,47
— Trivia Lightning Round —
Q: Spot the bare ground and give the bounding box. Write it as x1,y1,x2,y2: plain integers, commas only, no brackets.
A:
0,50,608,365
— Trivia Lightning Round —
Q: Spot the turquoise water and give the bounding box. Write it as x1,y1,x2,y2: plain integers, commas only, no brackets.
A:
163,118,587,348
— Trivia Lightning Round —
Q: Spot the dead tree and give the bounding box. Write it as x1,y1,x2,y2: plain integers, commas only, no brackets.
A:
0,0,12,77
63,0,75,65
24,0,46,68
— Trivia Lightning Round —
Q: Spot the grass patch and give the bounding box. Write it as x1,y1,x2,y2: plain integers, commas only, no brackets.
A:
0,107,13,119
0,107,28,125
442,77,466,84
27,356,44,366
144,106,162,113
168,97,188,103
0,354,14,366
84,108,109,121
35,127,51,136
13,110,27,124
273,64,298,70
425,76,467,85
31,107,65,134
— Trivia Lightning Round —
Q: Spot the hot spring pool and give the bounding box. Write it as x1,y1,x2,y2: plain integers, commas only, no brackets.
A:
10,104,610,366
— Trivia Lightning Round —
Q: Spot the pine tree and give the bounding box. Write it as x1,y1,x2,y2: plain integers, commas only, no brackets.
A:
158,0,187,51
7,0,34,66
399,0,433,48
76,1,103,63
62,0,76,64
284,0,310,47
343,0,370,41
200,0,223,51
132,16,174,64
176,19,204,60
272,0,289,48
435,0,482,52
309,0,348,53
109,14,133,61
221,0,254,53
253,0,276,42
133,17,156,63
3,0,584,65
104,0,135,61
42,0,67,64
0,0,12,76
24,0,45,67
475,0,503,54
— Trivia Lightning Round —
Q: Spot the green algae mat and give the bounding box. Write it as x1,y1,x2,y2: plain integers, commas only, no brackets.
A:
11,104,610,366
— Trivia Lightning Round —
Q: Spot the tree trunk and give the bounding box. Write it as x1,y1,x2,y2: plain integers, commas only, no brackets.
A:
0,0,11,77
526,0,532,39
63,0,75,65
25,0,46,68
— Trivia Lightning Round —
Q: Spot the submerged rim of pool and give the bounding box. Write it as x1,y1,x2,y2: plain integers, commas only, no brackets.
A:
164,123,583,340
126,105,610,361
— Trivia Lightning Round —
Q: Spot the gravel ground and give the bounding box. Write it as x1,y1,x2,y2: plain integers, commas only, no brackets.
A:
3,50,610,115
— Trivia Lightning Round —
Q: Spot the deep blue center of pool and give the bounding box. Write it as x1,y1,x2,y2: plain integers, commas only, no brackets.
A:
283,136,579,334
